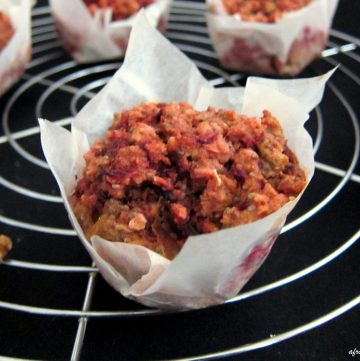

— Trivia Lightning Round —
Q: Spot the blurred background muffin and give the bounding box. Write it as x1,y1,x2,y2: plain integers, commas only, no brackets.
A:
207,0,338,76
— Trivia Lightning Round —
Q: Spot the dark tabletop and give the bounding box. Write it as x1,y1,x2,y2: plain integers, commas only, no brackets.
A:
0,1,359,360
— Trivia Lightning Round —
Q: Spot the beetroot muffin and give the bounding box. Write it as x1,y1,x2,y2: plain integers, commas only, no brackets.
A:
71,102,306,259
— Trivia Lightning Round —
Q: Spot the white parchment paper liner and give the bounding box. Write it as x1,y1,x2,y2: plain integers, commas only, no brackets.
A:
39,12,333,310
206,0,338,76
49,0,172,63
0,0,32,96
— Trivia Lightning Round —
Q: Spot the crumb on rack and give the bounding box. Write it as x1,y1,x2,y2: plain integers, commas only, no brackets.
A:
0,234,12,261
83,0,155,21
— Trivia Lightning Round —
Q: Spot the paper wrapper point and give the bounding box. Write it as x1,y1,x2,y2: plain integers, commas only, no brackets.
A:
39,12,334,309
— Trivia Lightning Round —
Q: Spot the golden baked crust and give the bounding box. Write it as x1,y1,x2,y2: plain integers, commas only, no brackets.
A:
222,0,311,23
71,102,306,259
83,0,154,21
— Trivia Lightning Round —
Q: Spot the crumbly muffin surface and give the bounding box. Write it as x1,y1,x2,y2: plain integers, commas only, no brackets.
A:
71,102,306,259
83,0,154,21
222,0,311,23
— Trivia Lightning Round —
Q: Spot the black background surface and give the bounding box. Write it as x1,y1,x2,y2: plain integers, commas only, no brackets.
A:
0,1,359,360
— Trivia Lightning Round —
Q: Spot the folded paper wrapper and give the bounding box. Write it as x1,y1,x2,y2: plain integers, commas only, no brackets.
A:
39,12,334,310
49,0,172,63
0,0,32,97
206,0,339,76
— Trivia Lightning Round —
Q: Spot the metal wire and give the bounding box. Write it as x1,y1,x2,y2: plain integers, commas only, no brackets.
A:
0,2,359,360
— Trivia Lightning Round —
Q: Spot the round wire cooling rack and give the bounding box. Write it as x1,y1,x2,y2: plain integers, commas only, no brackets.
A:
0,2,359,360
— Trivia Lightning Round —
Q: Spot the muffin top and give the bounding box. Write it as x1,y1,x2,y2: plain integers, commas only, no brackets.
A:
71,102,306,259
83,0,154,21
0,11,14,51
222,0,311,23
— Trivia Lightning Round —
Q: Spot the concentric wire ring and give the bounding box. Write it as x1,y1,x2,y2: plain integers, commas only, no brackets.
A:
0,2,359,360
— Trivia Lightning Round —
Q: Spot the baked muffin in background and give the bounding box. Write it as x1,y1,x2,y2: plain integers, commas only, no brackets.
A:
207,0,338,76
0,1,32,97
50,0,171,63
83,0,155,21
